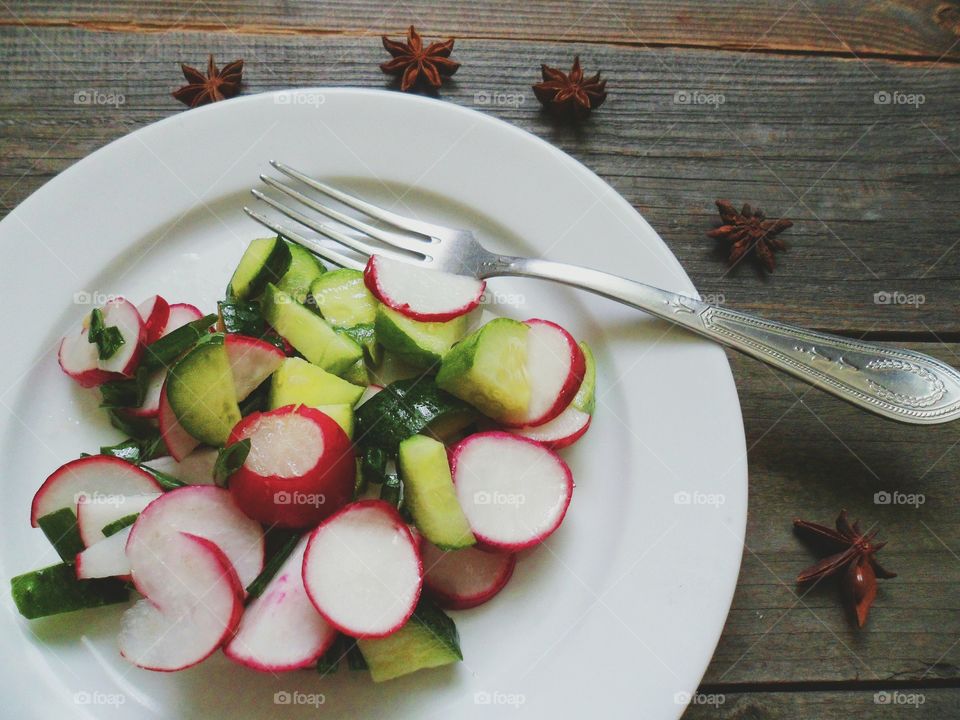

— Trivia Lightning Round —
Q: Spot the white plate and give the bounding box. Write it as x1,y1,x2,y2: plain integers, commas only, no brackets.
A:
0,89,747,719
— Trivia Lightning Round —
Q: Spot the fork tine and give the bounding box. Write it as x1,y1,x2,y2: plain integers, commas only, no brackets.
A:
243,206,365,271
260,175,430,255
271,161,452,238
251,189,413,263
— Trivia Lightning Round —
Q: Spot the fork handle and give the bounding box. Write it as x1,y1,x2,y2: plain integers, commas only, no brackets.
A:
498,257,960,425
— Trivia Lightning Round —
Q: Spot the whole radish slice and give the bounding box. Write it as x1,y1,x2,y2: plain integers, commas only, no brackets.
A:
126,485,264,588
364,255,485,322
119,531,243,671
421,539,516,610
227,405,355,529
31,455,162,527
224,334,285,401
137,295,170,344
303,500,422,638
77,492,160,547
158,378,200,461
502,319,585,428
224,536,337,672
451,432,573,551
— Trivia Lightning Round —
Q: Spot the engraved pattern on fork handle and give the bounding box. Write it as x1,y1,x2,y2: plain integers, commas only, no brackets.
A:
498,257,960,425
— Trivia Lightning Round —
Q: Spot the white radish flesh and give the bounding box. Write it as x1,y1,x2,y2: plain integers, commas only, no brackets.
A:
141,448,219,486
96,298,145,375
364,255,485,321
224,334,285,401
510,405,591,449
75,527,133,579
77,492,160,547
421,539,516,610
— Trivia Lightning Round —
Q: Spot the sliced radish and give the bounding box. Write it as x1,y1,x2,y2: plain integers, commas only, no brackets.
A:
303,500,422,638
158,378,200,461
123,368,165,418
58,328,119,388
77,492,160,547
503,319,585,428
227,405,355,529
142,448,218,486
224,536,337,672
224,334,285,401
364,255,485,322
161,303,204,335
137,295,170,344
96,298,146,376
126,485,265,588
421,539,516,610
30,455,162,527
357,384,383,407
451,432,573,551
510,405,592,449
119,531,243,671
75,526,133,580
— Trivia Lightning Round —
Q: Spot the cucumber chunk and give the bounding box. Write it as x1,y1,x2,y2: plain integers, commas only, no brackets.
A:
572,340,596,414
166,335,241,446
277,242,326,303
355,379,476,452
358,597,462,682
398,435,475,550
375,305,466,369
436,317,530,422
311,269,378,327
228,236,292,300
341,357,370,386
314,404,355,439
11,563,129,619
269,357,365,408
37,508,85,562
261,284,363,376
337,323,382,366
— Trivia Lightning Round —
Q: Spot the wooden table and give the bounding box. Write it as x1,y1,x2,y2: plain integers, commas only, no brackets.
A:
2,2,959,717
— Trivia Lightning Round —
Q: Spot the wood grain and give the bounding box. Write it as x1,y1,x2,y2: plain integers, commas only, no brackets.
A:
0,28,958,334
3,1,960,61
683,689,960,719
700,342,960,686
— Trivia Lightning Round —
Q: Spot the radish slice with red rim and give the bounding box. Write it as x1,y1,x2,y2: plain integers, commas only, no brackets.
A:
141,448,219,486
224,334,285,401
451,431,573,552
119,531,243,671
224,535,337,672
58,328,119,388
96,298,145,376
75,526,133,580
364,255,485,322
124,368,165,418
126,485,265,589
303,500,422,638
77,492,161,547
421,538,516,610
161,303,204,335
158,377,200,461
510,405,591,450
30,455,162,527
137,295,170,344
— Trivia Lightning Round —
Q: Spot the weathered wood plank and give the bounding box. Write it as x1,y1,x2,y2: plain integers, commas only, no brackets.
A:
683,689,960,719
1,28,957,333
699,342,960,685
3,0,960,61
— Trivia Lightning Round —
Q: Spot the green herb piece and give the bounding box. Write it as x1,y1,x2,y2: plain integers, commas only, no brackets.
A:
138,463,187,491
102,514,139,537
214,439,251,488
245,530,300,599
140,314,217,370
87,308,125,360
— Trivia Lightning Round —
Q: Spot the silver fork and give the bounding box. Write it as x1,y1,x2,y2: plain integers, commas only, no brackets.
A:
246,161,960,425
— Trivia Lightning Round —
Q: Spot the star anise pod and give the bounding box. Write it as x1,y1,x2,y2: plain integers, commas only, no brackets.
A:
380,26,460,93
172,55,244,108
533,56,607,121
707,199,792,272
794,510,896,627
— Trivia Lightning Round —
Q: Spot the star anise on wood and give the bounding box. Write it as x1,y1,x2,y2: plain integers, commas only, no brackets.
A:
380,26,460,92
707,199,792,272
172,55,244,108
533,56,607,120
794,510,896,628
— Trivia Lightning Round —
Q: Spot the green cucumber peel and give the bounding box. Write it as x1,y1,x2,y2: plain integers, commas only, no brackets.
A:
37,508,85,562
214,439,251,488
10,563,129,619
87,308,125,360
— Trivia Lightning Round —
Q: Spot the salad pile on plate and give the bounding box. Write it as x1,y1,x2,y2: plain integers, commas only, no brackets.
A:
11,237,597,682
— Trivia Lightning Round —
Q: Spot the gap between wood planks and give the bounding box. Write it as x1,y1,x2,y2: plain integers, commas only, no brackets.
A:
0,18,958,67
699,677,960,694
